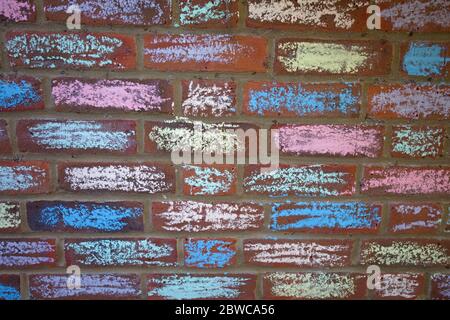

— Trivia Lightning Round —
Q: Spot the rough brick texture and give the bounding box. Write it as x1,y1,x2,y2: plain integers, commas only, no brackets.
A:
1,0,449,301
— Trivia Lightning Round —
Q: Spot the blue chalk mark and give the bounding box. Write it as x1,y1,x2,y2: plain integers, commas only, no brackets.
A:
0,283,20,300
148,274,248,299
0,165,45,191
403,43,448,76
28,121,134,151
271,202,381,231
0,79,41,109
185,239,235,268
184,166,234,195
247,82,359,116
180,0,234,25
33,202,142,232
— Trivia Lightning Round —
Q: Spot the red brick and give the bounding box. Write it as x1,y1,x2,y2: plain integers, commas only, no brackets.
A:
184,238,237,269
361,166,450,196
360,239,449,266
58,162,175,194
0,76,44,112
179,0,239,28
145,119,255,154
430,273,450,300
389,203,443,234
247,0,368,32
368,83,450,120
400,42,449,78
0,120,11,154
148,273,256,300
144,33,267,72
44,0,171,26
0,201,21,232
373,273,425,300
263,272,367,300
52,78,173,113
0,161,50,195
243,81,361,118
244,239,352,268
17,119,137,154
379,0,450,33
6,31,136,70
275,39,392,75
26,201,144,233
29,274,141,299
0,274,20,300
65,238,177,267
182,80,236,117
391,126,445,159
270,201,382,234
243,164,356,197
0,0,36,22
182,165,237,196
0,239,56,268
152,201,264,232
274,124,384,158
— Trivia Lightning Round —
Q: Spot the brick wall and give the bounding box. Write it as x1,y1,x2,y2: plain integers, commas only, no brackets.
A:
0,0,449,300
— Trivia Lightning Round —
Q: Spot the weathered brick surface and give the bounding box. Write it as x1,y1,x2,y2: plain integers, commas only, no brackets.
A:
182,80,236,117
29,273,141,299
263,272,366,300
400,42,449,77
144,34,267,72
0,202,21,232
0,76,44,112
243,82,361,118
0,161,50,195
52,78,173,113
244,239,353,268
44,0,171,26
0,274,21,300
372,273,425,300
148,273,256,300
275,39,392,75
391,126,445,159
27,201,144,232
368,83,450,120
17,120,137,154
0,120,11,154
152,201,264,232
6,31,136,70
0,239,56,268
179,0,239,28
65,238,177,267
389,204,443,234
0,0,36,22
1,1,449,301
182,165,237,196
244,165,356,197
58,162,175,194
274,124,384,158
362,167,450,196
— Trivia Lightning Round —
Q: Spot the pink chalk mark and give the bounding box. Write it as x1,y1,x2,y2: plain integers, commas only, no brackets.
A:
0,0,33,22
277,125,383,157
363,167,450,195
52,79,171,112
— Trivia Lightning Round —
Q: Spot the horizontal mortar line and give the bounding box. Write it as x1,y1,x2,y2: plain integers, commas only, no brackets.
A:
0,233,448,240
1,22,450,41
0,265,448,274
1,194,450,202
2,68,448,84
